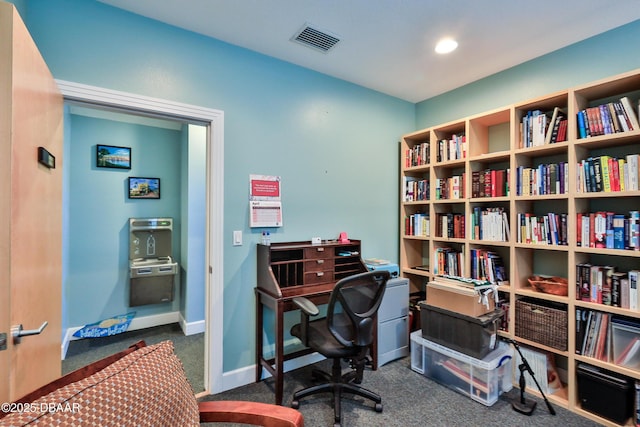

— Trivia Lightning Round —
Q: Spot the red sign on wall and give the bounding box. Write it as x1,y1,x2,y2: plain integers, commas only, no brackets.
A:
251,179,280,198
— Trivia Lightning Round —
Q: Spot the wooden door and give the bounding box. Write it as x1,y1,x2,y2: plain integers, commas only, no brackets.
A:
0,2,63,402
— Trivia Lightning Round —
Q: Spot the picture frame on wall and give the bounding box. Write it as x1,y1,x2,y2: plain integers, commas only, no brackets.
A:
97,144,131,169
128,177,160,199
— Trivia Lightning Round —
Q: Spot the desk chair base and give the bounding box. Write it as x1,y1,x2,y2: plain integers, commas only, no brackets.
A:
291,358,382,427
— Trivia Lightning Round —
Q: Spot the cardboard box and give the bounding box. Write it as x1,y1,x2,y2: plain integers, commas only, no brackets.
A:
427,280,495,317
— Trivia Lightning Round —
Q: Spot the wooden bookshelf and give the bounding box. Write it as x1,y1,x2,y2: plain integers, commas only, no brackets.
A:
400,68,640,426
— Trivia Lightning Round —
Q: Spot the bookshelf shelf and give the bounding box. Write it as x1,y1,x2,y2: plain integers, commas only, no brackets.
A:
400,68,640,426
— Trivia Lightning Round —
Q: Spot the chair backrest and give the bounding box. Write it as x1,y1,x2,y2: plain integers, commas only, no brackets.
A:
327,270,390,348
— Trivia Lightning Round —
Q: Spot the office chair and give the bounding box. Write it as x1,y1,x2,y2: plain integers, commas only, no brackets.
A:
290,270,390,427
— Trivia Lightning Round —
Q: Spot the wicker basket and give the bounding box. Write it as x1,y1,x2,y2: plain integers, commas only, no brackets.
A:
515,299,567,350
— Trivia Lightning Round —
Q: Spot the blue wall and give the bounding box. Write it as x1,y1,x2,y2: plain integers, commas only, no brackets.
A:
16,0,640,377
66,114,183,326
416,19,640,128
20,0,413,372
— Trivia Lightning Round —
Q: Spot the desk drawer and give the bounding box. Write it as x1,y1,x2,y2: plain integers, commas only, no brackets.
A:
304,258,335,272
304,246,333,260
304,270,334,285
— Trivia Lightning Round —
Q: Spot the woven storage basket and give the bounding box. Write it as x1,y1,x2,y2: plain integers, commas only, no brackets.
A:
515,298,567,351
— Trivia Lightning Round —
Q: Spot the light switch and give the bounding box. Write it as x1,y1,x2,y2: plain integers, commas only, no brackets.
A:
233,230,242,246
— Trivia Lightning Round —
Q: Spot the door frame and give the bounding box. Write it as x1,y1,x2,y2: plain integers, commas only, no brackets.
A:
56,79,224,394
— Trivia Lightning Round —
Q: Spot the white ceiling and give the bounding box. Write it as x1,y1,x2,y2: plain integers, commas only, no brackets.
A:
98,0,640,103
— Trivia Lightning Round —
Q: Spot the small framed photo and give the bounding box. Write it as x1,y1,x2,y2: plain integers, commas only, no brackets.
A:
97,144,131,169
128,177,160,199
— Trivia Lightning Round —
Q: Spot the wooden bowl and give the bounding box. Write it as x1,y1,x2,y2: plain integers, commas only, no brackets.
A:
528,275,568,296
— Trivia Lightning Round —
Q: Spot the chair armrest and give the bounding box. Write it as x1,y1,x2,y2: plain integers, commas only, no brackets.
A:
198,400,304,426
292,297,319,346
292,297,319,316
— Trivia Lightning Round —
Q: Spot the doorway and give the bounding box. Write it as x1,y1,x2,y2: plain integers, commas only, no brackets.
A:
56,80,224,395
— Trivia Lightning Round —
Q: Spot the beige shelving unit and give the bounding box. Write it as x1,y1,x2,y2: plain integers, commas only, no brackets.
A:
400,68,640,426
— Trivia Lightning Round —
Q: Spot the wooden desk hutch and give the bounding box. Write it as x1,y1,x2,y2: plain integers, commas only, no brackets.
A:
255,239,371,405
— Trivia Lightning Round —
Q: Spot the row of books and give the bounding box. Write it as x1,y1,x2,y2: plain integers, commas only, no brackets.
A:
575,310,640,372
436,213,465,239
405,141,430,167
470,169,509,198
520,107,568,148
469,249,507,285
435,173,466,200
432,247,464,277
470,207,510,242
436,133,466,162
576,311,640,374
515,162,569,196
516,212,568,246
575,263,640,309
404,213,429,237
403,176,429,202
577,211,640,251
576,154,639,193
575,309,610,361
577,96,640,139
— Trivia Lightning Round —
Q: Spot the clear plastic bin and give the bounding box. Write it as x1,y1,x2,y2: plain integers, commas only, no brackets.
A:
410,330,513,406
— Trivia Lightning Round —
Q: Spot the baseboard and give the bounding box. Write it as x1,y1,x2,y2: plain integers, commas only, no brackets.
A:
178,314,205,336
61,311,181,359
220,351,325,393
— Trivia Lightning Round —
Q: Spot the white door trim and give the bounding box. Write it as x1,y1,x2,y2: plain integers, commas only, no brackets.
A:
55,79,224,394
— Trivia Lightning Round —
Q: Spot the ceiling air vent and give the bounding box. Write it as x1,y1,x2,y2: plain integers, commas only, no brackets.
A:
291,23,341,53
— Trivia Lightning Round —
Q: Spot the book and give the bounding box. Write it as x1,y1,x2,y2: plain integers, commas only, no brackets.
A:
612,271,625,307
613,214,625,249
545,107,565,144
594,313,610,361
620,96,640,131
627,154,639,191
600,156,611,192
630,270,639,311
594,212,607,248
575,308,588,355
584,311,601,357
581,311,594,355
577,110,588,138
556,118,568,142
601,266,614,306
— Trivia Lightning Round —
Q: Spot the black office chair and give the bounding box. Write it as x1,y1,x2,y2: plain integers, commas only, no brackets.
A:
290,270,389,427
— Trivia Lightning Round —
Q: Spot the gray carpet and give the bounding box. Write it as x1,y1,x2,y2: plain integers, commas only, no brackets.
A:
62,323,205,393
202,356,605,427
63,326,604,426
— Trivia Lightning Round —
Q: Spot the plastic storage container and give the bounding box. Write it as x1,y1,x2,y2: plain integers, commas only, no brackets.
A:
419,302,503,359
610,317,640,369
410,330,513,406
577,363,634,424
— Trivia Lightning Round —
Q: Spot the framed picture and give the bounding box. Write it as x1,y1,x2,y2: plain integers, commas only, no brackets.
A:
97,144,131,169
128,177,160,199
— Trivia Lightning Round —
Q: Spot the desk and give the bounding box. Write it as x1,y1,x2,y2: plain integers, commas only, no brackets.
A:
255,240,371,405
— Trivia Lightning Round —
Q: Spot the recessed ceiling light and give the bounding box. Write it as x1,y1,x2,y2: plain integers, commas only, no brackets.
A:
435,38,458,54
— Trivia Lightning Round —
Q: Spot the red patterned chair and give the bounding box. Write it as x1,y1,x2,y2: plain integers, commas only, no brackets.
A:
0,340,303,427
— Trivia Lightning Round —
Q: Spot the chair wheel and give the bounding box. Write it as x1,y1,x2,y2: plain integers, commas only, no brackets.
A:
375,403,383,413
291,400,299,409
333,423,341,427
